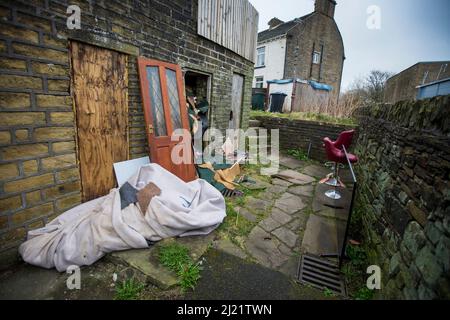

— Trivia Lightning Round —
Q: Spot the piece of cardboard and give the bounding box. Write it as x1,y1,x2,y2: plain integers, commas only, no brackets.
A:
113,156,150,187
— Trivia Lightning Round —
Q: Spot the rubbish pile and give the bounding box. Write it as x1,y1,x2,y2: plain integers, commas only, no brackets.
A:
19,164,226,272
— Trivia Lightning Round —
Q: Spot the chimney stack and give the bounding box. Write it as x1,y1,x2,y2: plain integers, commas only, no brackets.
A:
314,0,337,18
268,17,284,30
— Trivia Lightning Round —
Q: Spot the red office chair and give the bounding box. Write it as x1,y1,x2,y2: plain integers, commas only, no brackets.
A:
332,130,355,150
322,129,356,187
323,137,358,200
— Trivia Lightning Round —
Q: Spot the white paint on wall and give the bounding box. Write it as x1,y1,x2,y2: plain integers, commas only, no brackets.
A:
253,37,287,88
268,82,293,112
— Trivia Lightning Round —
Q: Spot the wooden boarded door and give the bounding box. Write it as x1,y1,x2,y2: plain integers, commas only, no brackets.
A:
230,74,244,130
137,57,196,182
71,41,129,202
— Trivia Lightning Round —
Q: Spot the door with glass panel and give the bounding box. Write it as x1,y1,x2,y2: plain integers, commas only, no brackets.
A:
137,57,196,182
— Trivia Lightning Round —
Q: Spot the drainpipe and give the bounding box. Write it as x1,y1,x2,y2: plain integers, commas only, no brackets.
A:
291,80,297,112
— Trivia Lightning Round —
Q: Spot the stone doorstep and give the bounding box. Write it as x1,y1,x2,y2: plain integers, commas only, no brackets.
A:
108,232,216,290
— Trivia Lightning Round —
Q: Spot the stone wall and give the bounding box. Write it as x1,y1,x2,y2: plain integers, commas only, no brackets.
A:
254,116,357,161
0,0,254,267
284,12,344,104
354,95,450,299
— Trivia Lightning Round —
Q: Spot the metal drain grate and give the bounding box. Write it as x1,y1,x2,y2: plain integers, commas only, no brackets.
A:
297,254,346,296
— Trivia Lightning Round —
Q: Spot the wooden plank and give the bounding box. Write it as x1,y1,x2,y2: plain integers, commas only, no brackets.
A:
71,41,128,202
197,0,258,62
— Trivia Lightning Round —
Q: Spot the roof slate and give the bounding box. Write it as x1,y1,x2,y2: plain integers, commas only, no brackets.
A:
257,13,313,43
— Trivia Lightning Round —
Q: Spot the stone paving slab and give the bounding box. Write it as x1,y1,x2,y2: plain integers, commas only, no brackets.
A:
236,207,258,222
110,233,215,289
288,184,315,197
274,192,307,214
245,226,289,269
266,184,288,194
272,178,293,187
244,196,272,212
241,177,271,190
279,156,305,169
271,207,293,225
272,227,298,248
259,216,282,232
312,183,352,214
213,239,247,260
301,214,346,256
301,164,331,179
275,170,316,185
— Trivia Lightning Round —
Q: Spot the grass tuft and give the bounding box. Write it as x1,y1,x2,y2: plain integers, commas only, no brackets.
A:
159,243,202,292
114,278,145,300
287,148,309,161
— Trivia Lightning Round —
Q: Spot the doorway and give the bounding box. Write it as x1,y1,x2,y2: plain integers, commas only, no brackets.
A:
70,41,129,202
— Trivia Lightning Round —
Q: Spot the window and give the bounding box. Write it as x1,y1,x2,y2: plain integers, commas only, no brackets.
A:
256,47,265,67
255,76,264,88
313,51,321,64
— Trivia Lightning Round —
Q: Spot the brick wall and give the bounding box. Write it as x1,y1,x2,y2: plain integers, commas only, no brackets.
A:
284,12,344,104
253,116,357,161
0,0,254,267
354,95,450,299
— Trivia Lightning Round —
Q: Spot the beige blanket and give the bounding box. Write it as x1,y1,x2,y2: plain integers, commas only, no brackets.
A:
19,164,226,272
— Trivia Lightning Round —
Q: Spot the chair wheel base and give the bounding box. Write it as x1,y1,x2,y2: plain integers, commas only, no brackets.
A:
325,190,342,200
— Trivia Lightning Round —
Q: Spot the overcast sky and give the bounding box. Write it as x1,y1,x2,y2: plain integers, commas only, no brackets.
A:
249,0,450,91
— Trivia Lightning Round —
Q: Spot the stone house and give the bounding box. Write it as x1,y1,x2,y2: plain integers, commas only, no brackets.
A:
253,0,345,105
0,0,258,266
384,61,450,103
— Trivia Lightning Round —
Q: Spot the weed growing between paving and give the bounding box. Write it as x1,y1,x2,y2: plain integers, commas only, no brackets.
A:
218,201,255,248
114,278,145,300
287,148,309,162
323,287,337,298
159,243,202,292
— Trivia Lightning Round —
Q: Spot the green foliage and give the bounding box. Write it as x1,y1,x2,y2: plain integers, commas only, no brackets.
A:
354,287,375,300
219,201,255,243
159,243,202,292
114,278,145,300
177,261,202,292
159,243,191,270
323,287,337,297
346,244,367,268
287,149,309,161
342,243,374,300
250,110,356,126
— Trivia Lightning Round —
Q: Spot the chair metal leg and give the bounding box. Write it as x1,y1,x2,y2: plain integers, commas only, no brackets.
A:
325,162,342,199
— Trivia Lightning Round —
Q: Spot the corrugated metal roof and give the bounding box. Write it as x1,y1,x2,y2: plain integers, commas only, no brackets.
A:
257,13,313,43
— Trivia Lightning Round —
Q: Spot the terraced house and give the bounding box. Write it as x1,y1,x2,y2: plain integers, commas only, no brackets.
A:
0,0,259,267
253,0,345,105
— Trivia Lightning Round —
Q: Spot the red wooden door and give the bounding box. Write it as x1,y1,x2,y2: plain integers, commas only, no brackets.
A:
137,57,196,182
